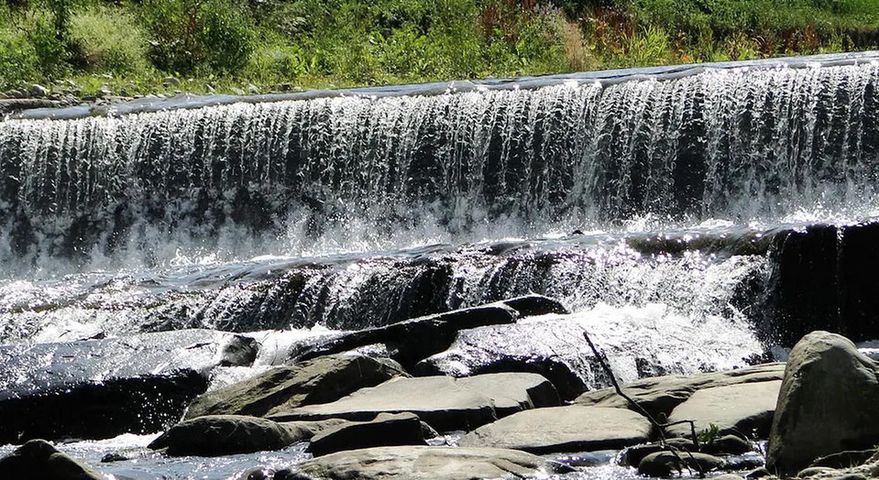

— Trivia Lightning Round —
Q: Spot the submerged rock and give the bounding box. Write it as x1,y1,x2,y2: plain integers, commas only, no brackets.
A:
307,413,427,456
666,380,781,439
185,354,405,419
638,451,725,477
0,329,241,443
767,331,879,474
292,304,519,368
148,415,295,456
269,372,558,431
458,405,651,454
0,439,104,480
576,362,785,419
292,446,573,480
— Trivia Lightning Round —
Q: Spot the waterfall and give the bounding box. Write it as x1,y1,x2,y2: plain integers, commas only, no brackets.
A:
3,60,879,273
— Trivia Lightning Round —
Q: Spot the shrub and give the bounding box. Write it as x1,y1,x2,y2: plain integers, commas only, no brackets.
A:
69,7,149,74
0,25,39,87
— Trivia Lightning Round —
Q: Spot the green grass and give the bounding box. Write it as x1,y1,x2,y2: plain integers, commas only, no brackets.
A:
0,0,877,96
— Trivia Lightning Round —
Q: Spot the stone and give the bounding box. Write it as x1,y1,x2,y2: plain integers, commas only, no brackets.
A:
219,335,259,367
280,419,352,442
797,467,839,477
702,434,753,455
0,439,103,480
292,304,519,369
148,415,295,456
269,372,559,431
459,405,651,454
666,380,781,439
162,77,180,87
576,362,785,418
185,354,404,419
501,294,569,316
293,446,573,480
29,84,49,97
308,413,427,456
810,449,878,469
713,476,746,480
638,451,725,477
767,331,879,475
0,329,244,443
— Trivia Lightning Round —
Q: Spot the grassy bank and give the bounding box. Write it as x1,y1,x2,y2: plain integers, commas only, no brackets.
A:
1,0,878,97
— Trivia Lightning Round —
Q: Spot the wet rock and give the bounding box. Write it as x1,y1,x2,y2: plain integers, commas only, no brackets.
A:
810,449,878,469
702,434,753,455
458,405,651,454
576,363,785,418
270,372,558,431
501,294,569,316
219,335,259,367
280,418,352,442
767,332,879,474
292,304,518,369
30,84,49,97
666,380,781,439
638,451,725,477
148,415,295,456
0,439,103,480
293,446,574,480
798,466,840,477
185,354,405,419
307,413,427,456
713,476,746,480
0,329,241,443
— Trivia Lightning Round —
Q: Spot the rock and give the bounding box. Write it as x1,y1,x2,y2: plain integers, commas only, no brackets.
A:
458,405,651,454
269,372,559,431
713,476,746,480
293,446,573,480
797,466,839,477
163,77,180,87
185,354,404,419
219,335,259,367
0,439,103,479
501,294,569,316
0,329,243,443
638,451,725,477
702,434,753,455
576,363,785,419
29,84,49,97
666,380,781,439
767,331,879,474
292,305,519,369
810,449,878,469
280,418,352,442
148,415,295,456
308,413,427,456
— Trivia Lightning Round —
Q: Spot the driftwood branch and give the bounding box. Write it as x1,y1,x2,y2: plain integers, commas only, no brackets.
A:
582,331,705,478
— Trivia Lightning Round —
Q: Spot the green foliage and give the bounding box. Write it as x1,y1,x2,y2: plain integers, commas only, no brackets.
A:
141,0,255,74
698,423,722,445
69,7,149,73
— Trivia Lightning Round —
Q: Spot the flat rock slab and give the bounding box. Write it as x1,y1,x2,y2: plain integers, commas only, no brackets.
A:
293,446,573,480
185,354,405,419
458,405,652,454
269,372,559,431
149,415,295,456
0,329,244,443
576,362,785,418
667,380,782,438
308,412,427,456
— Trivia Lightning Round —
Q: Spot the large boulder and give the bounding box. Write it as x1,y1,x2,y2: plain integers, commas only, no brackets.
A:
458,405,651,453
0,329,247,443
292,304,519,368
148,415,295,456
0,439,104,480
767,331,879,474
307,413,427,456
269,373,559,431
292,446,573,480
576,363,785,419
185,354,405,419
666,380,781,438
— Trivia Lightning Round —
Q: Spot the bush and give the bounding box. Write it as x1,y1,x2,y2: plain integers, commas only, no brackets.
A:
0,26,39,87
142,0,255,74
69,7,149,74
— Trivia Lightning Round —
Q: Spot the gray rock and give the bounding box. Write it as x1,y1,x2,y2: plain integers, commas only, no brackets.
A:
280,419,352,442
219,335,259,367
702,434,753,455
666,380,781,439
185,354,405,419
29,84,49,97
269,372,559,431
0,439,103,479
638,451,725,477
162,77,180,87
797,466,839,477
767,331,879,474
0,329,241,444
148,415,295,456
713,476,746,480
293,446,573,480
576,363,785,418
458,405,651,454
308,413,427,456
810,449,878,469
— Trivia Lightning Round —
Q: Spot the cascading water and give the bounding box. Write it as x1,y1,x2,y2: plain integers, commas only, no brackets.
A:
2,54,879,478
